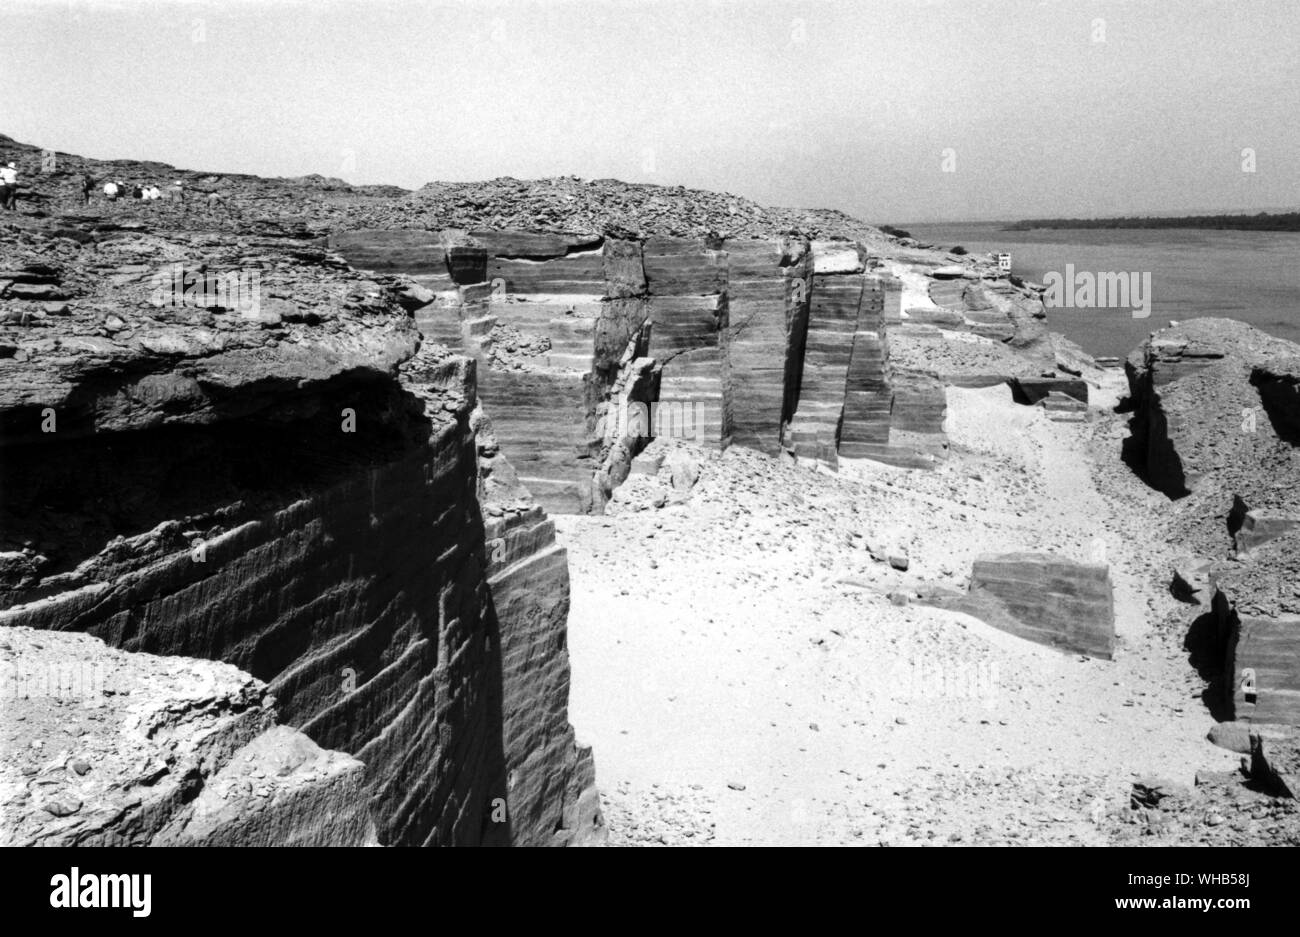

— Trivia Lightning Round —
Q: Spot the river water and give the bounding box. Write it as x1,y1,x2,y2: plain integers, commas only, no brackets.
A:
903,223,1300,359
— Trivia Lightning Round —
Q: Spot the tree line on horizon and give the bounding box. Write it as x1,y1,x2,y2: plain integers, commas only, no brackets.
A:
1003,212,1300,233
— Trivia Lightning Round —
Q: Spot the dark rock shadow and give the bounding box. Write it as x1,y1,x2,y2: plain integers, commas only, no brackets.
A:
1,372,515,847
1119,412,1150,481
1251,370,1300,446
474,538,513,847
1185,609,1232,721
1227,494,1250,540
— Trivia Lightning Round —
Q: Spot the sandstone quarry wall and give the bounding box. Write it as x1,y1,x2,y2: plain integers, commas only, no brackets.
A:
332,229,930,514
0,221,602,846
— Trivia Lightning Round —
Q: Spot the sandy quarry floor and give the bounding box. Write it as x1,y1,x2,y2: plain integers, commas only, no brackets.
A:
558,374,1241,845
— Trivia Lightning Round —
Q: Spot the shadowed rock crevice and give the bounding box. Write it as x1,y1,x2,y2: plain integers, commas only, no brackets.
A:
1,377,415,596
1252,363,1300,445
1184,608,1232,722
1,368,523,845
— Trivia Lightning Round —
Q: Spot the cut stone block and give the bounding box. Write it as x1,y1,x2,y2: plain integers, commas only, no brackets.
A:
923,553,1115,659
1226,614,1300,725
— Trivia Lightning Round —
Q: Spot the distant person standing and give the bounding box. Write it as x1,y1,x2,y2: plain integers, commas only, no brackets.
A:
79,172,95,205
0,162,17,210
168,179,185,209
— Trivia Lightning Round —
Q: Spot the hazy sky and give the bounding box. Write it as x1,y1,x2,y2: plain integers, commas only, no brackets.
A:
2,0,1296,222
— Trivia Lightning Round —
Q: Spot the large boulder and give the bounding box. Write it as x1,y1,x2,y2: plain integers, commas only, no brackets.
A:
0,626,375,846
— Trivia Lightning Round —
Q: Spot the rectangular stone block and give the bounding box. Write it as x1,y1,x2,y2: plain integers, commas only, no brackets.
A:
329,229,446,274
924,553,1115,659
643,237,726,295
1227,615,1300,725
488,250,605,296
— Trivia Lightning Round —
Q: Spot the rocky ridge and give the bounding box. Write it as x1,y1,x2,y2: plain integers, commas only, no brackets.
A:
0,133,895,243
5,131,1298,847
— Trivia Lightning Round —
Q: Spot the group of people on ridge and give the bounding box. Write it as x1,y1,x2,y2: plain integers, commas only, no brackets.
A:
91,175,190,207
100,180,170,202
1,153,233,214
0,156,200,211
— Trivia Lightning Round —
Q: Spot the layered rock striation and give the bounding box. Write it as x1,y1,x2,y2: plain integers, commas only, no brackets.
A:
922,553,1116,660
0,177,602,845
331,230,977,513
0,130,1113,846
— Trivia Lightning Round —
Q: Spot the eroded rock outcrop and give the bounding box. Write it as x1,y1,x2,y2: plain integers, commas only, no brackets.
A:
0,159,603,846
1123,319,1299,500
889,259,1059,385
0,626,376,846
1124,321,1300,738
1212,529,1300,727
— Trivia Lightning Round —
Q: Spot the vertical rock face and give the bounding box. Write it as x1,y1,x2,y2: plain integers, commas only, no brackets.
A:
788,261,865,467
784,249,920,467
1225,614,1300,726
1,218,603,846
890,372,946,435
1212,528,1300,728
474,425,603,844
333,230,941,514
646,289,731,450
838,278,892,461
723,238,806,455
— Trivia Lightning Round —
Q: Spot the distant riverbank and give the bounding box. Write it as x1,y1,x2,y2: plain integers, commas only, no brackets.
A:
1004,212,1300,233
901,223,1300,359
